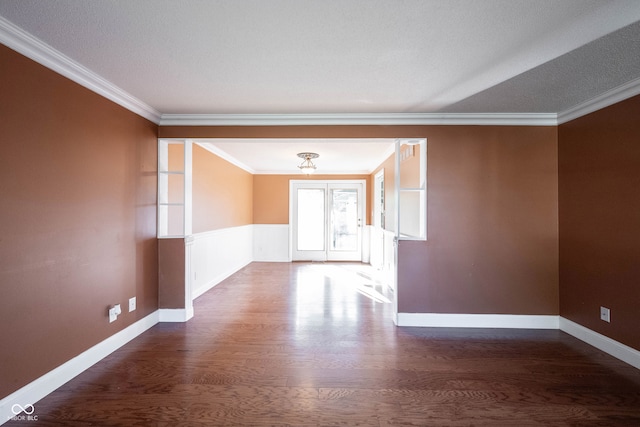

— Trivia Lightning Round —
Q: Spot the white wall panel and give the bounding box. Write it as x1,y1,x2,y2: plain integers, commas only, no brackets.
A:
253,224,290,262
191,225,253,299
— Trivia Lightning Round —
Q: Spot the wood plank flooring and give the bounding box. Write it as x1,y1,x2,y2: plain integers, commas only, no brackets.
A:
11,262,640,426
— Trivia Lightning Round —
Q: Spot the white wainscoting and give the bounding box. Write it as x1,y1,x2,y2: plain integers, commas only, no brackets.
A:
382,229,396,290
361,225,371,264
253,224,290,262
190,225,254,299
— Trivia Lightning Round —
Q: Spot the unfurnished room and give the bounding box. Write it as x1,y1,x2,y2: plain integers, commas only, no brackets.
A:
1,1,640,425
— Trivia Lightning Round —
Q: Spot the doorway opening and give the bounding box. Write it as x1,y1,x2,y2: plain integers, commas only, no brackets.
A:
290,180,365,261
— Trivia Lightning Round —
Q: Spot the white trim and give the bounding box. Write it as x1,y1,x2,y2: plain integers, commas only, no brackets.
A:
560,317,640,370
158,308,194,323
157,80,640,126
192,281,219,300
0,16,161,124
190,225,254,299
192,278,220,300
361,225,371,264
196,142,256,174
0,311,159,425
4,13,640,129
1,313,637,425
397,313,560,329
191,260,252,300
557,76,640,124
289,180,367,262
159,112,558,127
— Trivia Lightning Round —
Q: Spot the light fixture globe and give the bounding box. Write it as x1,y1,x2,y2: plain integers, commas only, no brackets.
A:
297,152,319,174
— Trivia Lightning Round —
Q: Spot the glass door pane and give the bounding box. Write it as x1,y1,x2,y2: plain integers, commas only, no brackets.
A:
291,181,363,262
330,189,358,251
327,183,363,261
296,188,325,251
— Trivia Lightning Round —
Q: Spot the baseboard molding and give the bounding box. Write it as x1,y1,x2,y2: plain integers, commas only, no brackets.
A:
190,226,254,298
397,313,559,329
1,310,637,426
560,317,640,370
192,278,221,300
0,311,159,425
192,259,252,299
158,308,194,323
397,313,639,370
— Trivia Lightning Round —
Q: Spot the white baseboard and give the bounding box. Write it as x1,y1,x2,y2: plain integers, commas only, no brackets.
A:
190,226,254,298
192,278,223,300
397,313,559,329
0,311,159,425
560,317,640,370
158,308,194,323
191,259,251,299
1,310,637,427
397,313,639,370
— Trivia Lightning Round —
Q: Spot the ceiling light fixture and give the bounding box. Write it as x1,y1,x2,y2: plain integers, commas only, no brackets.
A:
297,152,319,174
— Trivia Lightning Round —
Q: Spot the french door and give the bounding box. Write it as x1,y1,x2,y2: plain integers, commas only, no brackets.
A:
291,181,364,261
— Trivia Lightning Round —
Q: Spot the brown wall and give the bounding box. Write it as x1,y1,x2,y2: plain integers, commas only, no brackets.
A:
253,174,372,225
162,125,560,317
192,144,253,233
397,126,559,314
559,95,640,351
158,238,185,308
0,45,159,398
5,24,636,401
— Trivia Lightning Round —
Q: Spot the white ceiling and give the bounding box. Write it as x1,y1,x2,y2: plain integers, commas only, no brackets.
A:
198,139,395,174
1,1,640,172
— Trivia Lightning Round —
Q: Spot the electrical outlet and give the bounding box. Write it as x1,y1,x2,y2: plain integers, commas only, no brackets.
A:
109,304,122,323
600,306,611,323
129,297,136,312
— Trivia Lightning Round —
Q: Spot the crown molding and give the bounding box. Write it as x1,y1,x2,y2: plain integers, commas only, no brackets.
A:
4,14,639,129
0,16,161,124
557,76,640,124
196,142,256,174
159,112,558,127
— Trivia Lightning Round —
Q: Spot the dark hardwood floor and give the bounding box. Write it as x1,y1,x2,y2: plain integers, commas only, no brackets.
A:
11,262,640,426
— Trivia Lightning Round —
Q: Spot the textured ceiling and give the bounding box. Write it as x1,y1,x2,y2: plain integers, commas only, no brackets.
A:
1,1,640,173
1,0,640,116
444,20,640,114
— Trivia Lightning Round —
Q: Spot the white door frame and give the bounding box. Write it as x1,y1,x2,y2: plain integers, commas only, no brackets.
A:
393,138,427,324
371,169,385,269
289,179,366,262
